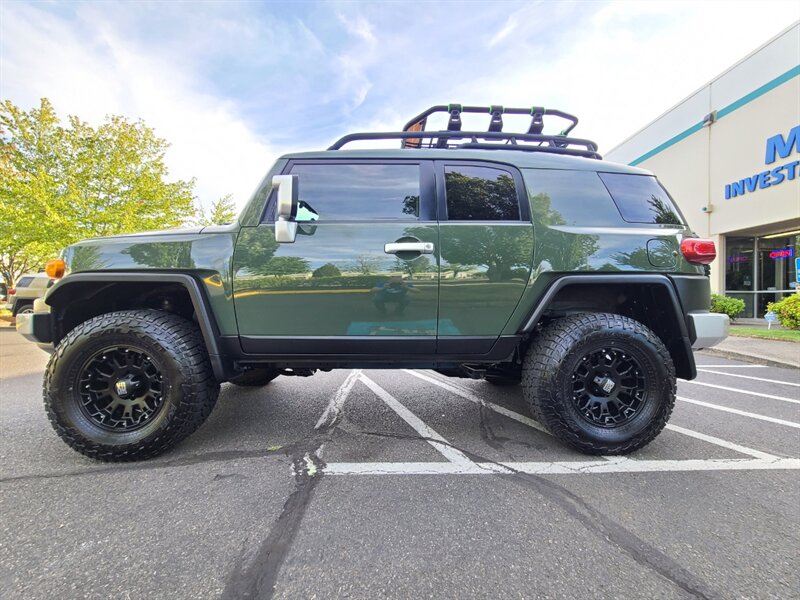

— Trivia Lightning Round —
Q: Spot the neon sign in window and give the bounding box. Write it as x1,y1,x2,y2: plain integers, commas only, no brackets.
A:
769,248,794,259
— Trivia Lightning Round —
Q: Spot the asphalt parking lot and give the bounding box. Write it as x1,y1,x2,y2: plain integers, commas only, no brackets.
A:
1,326,798,599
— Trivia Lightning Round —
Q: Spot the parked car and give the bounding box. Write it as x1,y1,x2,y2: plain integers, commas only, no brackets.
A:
17,103,728,461
9,273,53,315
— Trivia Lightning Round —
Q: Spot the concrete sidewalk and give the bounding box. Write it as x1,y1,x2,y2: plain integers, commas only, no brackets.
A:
700,334,800,369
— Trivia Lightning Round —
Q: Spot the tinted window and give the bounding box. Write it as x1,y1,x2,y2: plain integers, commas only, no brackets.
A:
445,166,520,221
16,276,34,287
599,173,684,225
288,163,420,221
522,170,621,226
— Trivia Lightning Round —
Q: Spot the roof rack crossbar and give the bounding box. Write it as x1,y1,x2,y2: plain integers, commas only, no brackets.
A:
327,130,602,159
402,104,580,138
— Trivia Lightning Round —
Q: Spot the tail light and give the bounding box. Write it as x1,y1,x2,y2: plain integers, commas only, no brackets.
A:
681,238,716,265
8,289,15,295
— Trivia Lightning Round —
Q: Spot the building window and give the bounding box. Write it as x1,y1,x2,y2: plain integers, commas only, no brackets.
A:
724,232,799,318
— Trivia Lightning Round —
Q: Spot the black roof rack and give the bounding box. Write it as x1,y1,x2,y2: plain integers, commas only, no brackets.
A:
328,104,602,159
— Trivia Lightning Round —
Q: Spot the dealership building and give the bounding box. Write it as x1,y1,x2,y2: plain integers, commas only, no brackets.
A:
606,22,799,318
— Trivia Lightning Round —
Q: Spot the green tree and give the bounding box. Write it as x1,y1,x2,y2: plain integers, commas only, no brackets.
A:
259,256,310,276
0,98,196,287
198,193,237,226
312,263,342,278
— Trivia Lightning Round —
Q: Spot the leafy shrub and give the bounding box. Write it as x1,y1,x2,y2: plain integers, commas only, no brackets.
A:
710,294,745,321
768,295,800,330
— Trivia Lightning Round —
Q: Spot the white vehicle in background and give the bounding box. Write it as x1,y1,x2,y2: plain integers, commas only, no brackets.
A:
9,274,53,316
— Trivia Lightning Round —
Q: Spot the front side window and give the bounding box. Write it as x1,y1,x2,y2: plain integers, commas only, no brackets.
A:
287,163,420,221
444,165,520,221
598,172,684,225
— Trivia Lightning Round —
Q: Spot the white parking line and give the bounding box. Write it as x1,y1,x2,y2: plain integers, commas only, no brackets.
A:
681,380,800,405
406,370,775,460
694,365,766,368
678,396,800,429
664,424,777,460
325,458,800,475
358,374,476,467
698,369,800,388
403,369,547,433
315,369,361,429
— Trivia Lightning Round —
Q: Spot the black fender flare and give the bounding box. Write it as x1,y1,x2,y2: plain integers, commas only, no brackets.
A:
45,272,227,381
519,274,696,380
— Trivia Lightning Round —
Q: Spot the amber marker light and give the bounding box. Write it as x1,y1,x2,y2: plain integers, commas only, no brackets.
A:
45,258,66,279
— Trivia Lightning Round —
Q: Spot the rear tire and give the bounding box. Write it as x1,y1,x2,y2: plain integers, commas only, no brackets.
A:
522,313,675,455
44,310,220,461
228,367,279,387
13,301,33,316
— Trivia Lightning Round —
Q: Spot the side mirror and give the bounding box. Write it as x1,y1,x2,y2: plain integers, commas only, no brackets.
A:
272,175,298,243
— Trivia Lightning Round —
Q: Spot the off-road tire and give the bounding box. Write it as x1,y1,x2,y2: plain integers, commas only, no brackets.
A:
44,310,220,462
522,312,675,455
228,367,279,387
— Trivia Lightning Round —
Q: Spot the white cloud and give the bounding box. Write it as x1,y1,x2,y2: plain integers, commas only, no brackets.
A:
338,13,377,46
445,1,800,153
0,3,274,211
488,15,519,48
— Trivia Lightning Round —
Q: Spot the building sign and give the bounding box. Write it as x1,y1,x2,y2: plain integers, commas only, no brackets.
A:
725,125,800,199
768,248,794,259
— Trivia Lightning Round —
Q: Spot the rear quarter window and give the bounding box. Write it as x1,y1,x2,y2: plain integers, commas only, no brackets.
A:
598,172,685,225
16,276,34,287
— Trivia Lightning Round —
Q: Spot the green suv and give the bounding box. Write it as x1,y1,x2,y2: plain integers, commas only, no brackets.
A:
17,104,728,461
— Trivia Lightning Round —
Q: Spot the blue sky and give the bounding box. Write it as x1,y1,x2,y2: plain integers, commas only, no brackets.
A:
1,1,798,210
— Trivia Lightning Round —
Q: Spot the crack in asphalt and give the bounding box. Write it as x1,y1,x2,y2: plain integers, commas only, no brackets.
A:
0,448,289,484
219,439,327,600
357,428,721,600
5,373,722,599
218,372,363,600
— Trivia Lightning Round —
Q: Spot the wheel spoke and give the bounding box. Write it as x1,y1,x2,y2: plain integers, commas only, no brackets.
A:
570,346,649,428
77,346,165,432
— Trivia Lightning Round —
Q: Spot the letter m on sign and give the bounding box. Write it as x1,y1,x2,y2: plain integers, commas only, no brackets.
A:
765,125,800,164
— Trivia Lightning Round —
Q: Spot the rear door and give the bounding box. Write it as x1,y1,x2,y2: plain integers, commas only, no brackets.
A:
233,159,440,355
435,160,534,354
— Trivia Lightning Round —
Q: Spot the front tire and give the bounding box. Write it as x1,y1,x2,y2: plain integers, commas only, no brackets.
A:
522,313,675,455
44,310,220,461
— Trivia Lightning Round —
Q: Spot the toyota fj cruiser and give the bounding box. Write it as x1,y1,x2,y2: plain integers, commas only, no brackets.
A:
17,104,729,461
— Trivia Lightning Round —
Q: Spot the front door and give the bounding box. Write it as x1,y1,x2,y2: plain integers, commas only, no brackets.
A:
233,159,439,355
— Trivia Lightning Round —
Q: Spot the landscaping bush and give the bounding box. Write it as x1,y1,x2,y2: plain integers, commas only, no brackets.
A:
768,295,800,330
710,294,745,321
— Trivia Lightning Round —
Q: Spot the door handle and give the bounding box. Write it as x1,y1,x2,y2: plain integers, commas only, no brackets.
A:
384,242,435,255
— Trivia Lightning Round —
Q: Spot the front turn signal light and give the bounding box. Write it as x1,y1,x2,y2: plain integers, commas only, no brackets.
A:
46,258,66,279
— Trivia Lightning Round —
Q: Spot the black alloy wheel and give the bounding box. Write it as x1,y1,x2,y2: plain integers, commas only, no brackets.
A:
77,346,166,432
522,312,675,455
570,347,647,428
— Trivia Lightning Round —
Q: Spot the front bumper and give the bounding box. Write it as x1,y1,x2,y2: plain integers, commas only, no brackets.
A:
15,299,54,352
688,312,729,350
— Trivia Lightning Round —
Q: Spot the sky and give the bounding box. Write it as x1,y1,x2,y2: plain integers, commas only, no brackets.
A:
1,0,799,211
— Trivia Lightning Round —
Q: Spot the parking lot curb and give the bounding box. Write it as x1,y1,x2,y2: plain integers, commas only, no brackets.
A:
698,347,799,370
